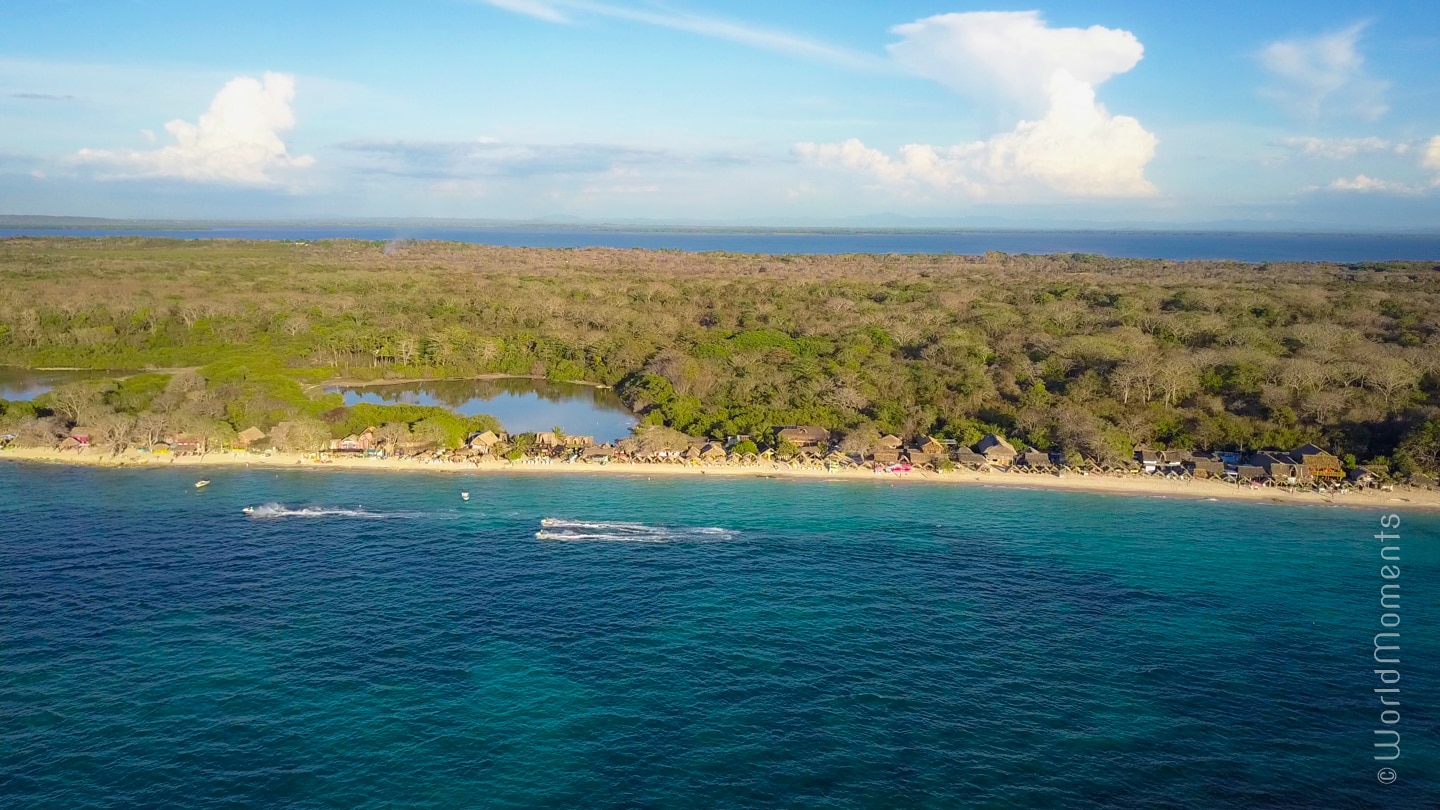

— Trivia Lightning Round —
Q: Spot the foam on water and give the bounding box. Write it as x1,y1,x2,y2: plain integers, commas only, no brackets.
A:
242,502,433,519
536,517,735,542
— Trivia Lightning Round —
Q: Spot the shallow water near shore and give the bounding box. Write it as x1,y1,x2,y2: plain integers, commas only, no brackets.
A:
3,464,1438,808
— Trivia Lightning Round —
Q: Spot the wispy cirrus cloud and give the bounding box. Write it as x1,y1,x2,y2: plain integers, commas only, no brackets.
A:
339,137,752,180
472,0,887,70
1276,135,1405,159
1260,22,1388,120
8,92,79,102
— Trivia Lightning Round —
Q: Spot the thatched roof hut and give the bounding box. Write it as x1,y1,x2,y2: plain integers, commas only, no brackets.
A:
235,426,266,448
906,450,940,467
877,434,904,450
775,425,831,447
954,448,986,467
1348,466,1382,485
1016,448,1053,468
1290,443,1343,477
975,434,1015,463
913,436,947,455
699,442,726,459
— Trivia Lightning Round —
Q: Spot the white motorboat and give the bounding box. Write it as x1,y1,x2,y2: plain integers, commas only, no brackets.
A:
461,491,470,501
195,480,211,489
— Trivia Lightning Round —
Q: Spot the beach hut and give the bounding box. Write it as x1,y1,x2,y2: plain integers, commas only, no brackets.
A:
468,430,500,452
913,436,947,455
1348,466,1382,486
235,426,266,450
953,448,987,468
775,425,832,449
871,449,902,465
699,442,726,460
563,435,595,448
1248,451,1309,484
1016,447,1053,469
1235,464,1267,481
905,450,940,467
581,445,615,461
877,434,904,450
975,434,1016,466
1408,473,1436,489
1289,443,1344,480
1186,455,1225,478
171,434,203,455
1134,446,1161,473
58,436,85,452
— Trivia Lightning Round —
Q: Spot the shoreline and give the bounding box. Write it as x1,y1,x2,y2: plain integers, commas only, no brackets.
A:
5,447,1437,512
315,373,614,391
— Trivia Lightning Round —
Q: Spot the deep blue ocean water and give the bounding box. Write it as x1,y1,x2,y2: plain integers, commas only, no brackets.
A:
2,462,1438,808
3,227,1439,262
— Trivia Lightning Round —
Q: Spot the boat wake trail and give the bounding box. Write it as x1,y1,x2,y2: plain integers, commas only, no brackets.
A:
536,517,735,543
242,503,433,520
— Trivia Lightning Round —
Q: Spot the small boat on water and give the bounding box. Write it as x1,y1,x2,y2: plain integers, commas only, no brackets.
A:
242,506,256,515
460,491,470,501
195,480,211,489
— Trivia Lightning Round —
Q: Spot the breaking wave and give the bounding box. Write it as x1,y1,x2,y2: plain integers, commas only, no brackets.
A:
242,503,433,520
536,517,735,542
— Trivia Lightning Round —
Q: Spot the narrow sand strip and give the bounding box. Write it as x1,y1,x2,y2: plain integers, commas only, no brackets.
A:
5,446,1436,512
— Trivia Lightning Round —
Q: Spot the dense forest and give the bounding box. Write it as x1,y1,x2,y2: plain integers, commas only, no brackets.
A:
1,237,1438,474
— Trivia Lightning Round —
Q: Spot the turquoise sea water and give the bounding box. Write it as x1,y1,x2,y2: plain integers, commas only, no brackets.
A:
2,462,1437,808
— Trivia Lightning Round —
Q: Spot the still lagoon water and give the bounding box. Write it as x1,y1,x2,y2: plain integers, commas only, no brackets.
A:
5,226,1440,262
327,378,636,441
0,367,124,402
2,463,1437,807
0,369,637,441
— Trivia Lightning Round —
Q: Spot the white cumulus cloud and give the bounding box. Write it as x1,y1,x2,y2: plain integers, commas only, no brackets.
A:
1260,23,1387,120
1425,136,1440,171
797,12,1156,198
74,72,314,186
887,11,1143,114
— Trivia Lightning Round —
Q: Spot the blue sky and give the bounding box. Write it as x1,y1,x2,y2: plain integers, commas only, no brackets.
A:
2,0,1439,227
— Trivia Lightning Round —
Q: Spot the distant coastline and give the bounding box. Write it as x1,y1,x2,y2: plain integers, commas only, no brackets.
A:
4,223,1440,261
5,448,1438,512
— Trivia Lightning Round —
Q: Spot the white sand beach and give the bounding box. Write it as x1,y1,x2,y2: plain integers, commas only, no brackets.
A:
5,446,1437,512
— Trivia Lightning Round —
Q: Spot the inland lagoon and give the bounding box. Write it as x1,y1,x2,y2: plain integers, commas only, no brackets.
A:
324,377,637,442
2,463,1437,808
